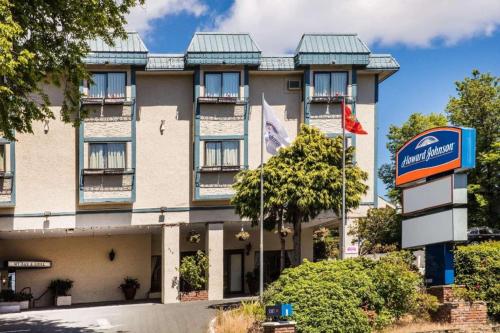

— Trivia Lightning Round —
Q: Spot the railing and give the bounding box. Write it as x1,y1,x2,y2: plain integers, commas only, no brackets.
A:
81,97,135,122
81,168,135,192
199,165,243,173
0,171,13,195
197,96,248,105
308,96,354,104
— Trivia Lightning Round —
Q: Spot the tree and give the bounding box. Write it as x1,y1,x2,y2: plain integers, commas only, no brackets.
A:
446,70,499,228
349,207,401,255
378,113,448,203
231,125,368,267
0,0,143,140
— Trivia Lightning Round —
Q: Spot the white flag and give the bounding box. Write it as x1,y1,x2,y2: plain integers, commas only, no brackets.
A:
263,96,290,155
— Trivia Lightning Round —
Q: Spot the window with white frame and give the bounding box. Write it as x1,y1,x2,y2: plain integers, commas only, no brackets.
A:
314,72,348,97
205,141,239,167
89,143,126,169
205,73,239,97
88,73,126,99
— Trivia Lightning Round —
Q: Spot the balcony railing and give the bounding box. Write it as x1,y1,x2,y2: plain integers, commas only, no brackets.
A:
199,165,243,173
308,96,354,104
0,171,13,195
198,96,248,105
81,168,134,192
81,97,135,122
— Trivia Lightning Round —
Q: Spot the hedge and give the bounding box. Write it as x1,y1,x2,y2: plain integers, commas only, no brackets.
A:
455,241,500,321
263,252,437,333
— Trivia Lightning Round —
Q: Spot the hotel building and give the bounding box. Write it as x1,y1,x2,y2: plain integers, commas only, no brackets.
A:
0,32,399,305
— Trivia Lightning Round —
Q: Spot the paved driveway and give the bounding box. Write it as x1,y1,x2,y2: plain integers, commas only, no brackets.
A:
0,299,246,333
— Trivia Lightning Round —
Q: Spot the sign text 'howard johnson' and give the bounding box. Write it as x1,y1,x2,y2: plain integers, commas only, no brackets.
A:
396,127,476,186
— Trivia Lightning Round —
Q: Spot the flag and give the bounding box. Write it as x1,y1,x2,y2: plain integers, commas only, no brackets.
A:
342,101,367,135
263,97,290,155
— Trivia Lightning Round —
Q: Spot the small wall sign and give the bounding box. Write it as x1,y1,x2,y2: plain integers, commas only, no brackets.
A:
396,127,475,186
7,260,52,269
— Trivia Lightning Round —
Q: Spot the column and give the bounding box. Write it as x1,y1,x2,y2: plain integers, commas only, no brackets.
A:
341,218,359,259
162,224,180,304
206,222,224,300
300,227,314,262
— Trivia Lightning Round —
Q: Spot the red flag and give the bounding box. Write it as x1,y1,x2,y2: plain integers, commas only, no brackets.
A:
342,101,367,135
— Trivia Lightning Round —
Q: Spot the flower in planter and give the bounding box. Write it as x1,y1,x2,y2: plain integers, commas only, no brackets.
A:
187,230,201,244
120,277,140,300
275,226,293,237
236,230,250,241
48,279,73,296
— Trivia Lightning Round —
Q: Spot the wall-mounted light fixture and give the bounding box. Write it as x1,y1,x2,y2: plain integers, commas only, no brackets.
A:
108,249,116,261
43,211,51,223
43,120,50,134
159,206,167,222
160,120,166,135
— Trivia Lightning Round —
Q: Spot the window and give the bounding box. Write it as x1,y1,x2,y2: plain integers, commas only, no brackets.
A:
89,143,126,169
314,72,348,97
205,73,239,97
205,141,239,167
88,73,126,99
0,145,5,172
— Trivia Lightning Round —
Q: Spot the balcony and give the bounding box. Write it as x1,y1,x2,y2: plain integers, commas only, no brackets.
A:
308,96,354,104
195,166,243,199
80,168,134,203
81,98,135,138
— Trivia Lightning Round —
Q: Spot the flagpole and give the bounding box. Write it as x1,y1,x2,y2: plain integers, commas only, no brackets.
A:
259,93,265,301
341,95,346,260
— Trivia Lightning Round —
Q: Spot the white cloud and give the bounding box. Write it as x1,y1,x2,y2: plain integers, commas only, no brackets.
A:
126,0,207,34
211,0,500,53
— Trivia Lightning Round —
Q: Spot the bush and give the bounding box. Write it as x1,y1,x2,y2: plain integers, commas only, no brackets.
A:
179,250,208,291
263,252,436,332
120,277,140,290
48,279,73,296
455,241,500,321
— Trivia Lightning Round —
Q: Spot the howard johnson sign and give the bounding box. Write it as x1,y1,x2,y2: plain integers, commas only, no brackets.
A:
396,127,476,186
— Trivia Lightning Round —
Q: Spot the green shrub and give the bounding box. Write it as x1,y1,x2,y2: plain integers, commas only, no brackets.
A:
263,252,435,332
48,279,73,296
179,250,208,291
455,241,500,321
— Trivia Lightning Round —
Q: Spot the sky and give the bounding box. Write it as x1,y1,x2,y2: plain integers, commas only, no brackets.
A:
125,0,500,198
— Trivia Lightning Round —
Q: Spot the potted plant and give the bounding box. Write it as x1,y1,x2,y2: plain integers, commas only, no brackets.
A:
179,250,208,301
276,226,293,237
48,279,73,306
120,277,140,300
245,268,259,295
14,292,32,310
235,230,250,241
187,230,201,244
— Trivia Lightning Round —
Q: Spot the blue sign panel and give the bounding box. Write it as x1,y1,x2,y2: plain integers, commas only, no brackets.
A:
281,304,293,317
396,127,476,186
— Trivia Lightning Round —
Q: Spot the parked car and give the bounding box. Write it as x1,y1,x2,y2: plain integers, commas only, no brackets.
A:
467,227,500,243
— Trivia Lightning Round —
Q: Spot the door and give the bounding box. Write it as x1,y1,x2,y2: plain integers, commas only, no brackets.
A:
224,250,244,295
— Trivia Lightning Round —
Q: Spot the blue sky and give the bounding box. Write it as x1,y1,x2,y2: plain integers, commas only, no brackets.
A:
126,0,499,198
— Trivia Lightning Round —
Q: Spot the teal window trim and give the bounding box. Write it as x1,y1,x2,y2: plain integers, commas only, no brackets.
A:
243,66,249,169
200,135,244,141
131,67,137,203
303,67,311,124
312,71,349,97
374,74,379,207
203,140,240,167
84,137,132,142
194,66,201,200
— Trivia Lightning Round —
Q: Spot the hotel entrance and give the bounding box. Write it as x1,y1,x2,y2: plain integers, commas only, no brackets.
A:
224,250,244,296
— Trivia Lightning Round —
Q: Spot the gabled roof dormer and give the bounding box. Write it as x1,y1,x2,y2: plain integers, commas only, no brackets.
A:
84,32,148,65
185,32,261,66
295,33,371,66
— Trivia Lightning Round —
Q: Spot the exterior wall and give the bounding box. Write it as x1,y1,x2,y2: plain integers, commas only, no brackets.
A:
0,234,151,306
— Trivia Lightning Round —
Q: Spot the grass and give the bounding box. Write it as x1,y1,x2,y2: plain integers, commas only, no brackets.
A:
215,301,264,333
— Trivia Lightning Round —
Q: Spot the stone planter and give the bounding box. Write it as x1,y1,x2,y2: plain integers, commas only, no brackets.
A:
19,300,29,310
179,290,208,302
55,295,72,306
0,302,21,314
122,287,138,300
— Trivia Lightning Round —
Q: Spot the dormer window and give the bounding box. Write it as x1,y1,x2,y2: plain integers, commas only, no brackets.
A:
88,73,126,99
205,72,239,97
314,72,348,97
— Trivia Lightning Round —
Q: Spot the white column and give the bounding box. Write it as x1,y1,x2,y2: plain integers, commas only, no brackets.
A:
300,227,314,262
162,224,180,304
341,218,359,259
206,222,224,300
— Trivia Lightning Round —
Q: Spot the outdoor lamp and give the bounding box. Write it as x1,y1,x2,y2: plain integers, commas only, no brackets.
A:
160,120,166,134
108,249,116,261
43,120,50,133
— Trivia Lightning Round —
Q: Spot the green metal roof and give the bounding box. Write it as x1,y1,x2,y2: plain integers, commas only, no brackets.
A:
185,32,261,66
367,54,400,70
146,54,185,71
259,56,295,71
84,32,148,65
187,32,260,53
295,34,371,66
